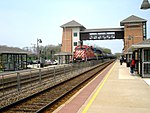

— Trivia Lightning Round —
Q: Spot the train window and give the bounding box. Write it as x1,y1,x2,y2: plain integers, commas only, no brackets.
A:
76,48,85,50
74,32,78,37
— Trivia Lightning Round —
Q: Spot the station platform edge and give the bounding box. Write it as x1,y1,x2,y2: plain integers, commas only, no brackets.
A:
54,60,150,113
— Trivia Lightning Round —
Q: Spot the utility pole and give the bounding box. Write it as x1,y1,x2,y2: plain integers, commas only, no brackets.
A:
37,38,42,61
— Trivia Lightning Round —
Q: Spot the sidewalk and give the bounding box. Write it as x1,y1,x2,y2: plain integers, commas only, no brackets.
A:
80,60,150,113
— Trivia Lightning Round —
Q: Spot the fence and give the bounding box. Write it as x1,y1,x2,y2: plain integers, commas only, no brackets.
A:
0,60,106,107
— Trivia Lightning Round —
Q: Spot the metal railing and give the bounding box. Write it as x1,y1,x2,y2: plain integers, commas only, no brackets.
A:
0,60,107,107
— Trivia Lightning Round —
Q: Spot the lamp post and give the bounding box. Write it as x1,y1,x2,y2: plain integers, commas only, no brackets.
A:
37,38,42,62
31,43,36,53
141,0,150,9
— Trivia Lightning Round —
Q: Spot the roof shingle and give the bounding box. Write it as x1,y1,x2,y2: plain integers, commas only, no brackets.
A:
120,15,147,26
60,20,85,28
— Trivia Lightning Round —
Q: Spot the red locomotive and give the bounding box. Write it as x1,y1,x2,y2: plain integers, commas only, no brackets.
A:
73,45,95,62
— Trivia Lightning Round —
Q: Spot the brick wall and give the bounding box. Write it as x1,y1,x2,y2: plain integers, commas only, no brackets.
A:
124,23,144,52
61,28,72,52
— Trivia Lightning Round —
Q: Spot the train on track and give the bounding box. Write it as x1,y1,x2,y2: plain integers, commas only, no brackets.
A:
26,44,115,68
73,45,115,62
73,45,95,62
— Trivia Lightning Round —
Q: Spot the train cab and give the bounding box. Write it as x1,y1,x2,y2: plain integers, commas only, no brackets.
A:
73,45,95,62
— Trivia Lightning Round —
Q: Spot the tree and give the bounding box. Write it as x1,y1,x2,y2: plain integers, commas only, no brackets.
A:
39,44,61,60
114,53,122,59
102,48,112,54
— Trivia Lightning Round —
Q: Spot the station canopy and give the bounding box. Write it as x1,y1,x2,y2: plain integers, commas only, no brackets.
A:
128,38,150,52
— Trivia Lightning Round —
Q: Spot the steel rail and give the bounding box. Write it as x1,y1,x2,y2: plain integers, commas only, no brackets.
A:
0,60,114,113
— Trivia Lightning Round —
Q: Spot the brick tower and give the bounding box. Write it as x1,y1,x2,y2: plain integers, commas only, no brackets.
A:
60,20,85,53
120,15,147,54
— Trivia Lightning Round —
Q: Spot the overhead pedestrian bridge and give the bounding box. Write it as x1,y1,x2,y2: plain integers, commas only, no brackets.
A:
80,28,124,40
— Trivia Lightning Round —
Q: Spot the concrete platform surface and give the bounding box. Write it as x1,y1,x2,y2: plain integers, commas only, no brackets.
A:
80,60,150,113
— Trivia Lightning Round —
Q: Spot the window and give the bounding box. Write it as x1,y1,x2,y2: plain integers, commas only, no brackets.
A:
144,50,150,62
74,42,77,46
74,32,77,37
143,23,146,39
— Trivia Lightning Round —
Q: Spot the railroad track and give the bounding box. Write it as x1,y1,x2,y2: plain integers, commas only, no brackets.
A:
0,64,79,101
0,61,96,107
0,60,114,113
0,65,71,91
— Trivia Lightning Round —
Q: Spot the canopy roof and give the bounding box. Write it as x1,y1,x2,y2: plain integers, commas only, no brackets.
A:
128,39,150,52
0,51,28,54
55,52,72,56
80,28,124,33
0,45,29,54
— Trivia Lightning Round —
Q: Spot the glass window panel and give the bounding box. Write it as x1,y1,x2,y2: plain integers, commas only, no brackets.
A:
74,42,77,46
74,32,77,37
144,50,150,62
144,63,150,74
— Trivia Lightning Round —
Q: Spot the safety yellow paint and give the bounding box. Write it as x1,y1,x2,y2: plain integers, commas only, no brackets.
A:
82,62,116,113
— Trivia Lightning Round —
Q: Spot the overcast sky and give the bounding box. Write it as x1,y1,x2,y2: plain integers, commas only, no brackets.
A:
0,0,150,53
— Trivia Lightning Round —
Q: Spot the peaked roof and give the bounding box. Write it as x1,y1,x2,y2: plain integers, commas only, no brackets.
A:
0,45,28,54
60,20,85,28
120,15,147,26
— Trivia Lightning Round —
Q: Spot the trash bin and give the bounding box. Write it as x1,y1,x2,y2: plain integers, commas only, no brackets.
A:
126,62,130,67
40,63,44,68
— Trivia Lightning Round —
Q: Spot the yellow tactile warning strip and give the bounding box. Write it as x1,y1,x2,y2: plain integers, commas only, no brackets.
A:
82,61,116,113
54,61,115,113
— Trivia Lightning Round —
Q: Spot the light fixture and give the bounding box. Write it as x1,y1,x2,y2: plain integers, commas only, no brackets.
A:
37,39,42,43
37,38,42,61
140,0,150,9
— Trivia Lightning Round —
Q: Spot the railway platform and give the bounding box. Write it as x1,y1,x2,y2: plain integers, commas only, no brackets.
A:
54,60,150,113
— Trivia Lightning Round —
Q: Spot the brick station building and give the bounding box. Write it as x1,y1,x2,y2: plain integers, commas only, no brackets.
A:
120,15,147,54
59,15,149,77
60,15,147,55
60,20,85,53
